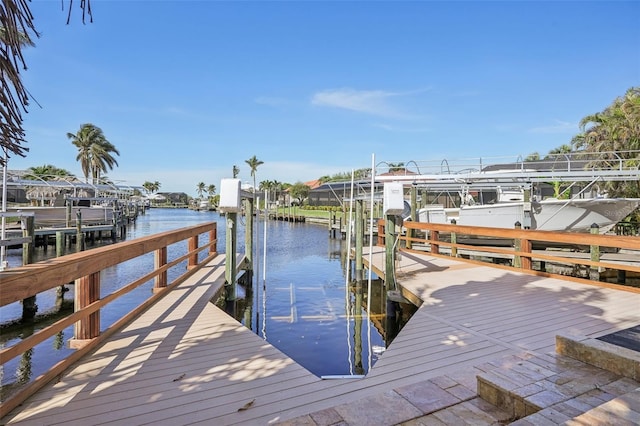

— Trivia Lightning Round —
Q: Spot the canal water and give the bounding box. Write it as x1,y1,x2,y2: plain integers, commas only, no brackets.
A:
0,208,416,397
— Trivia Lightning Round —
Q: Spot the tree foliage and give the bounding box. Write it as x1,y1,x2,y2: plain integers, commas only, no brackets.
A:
26,164,73,180
571,87,640,197
1,0,93,165
289,182,310,204
67,123,119,183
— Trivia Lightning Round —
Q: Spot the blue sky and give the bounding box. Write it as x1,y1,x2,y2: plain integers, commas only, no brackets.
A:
12,0,640,196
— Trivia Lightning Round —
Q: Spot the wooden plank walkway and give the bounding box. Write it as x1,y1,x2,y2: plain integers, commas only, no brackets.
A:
3,248,640,425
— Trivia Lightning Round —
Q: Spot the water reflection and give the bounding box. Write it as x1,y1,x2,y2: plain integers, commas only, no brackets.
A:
1,209,417,393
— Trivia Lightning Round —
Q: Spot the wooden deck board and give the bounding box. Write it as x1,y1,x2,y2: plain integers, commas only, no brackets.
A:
4,247,640,425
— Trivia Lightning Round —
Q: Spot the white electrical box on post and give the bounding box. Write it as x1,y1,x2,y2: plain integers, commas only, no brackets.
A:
219,178,242,213
383,182,405,216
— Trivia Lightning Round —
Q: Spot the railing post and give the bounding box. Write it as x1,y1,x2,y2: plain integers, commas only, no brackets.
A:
72,271,100,347
520,236,532,270
513,221,522,268
431,229,440,255
154,247,167,291
590,223,600,281
377,219,385,246
450,219,457,258
209,226,217,256
188,234,198,269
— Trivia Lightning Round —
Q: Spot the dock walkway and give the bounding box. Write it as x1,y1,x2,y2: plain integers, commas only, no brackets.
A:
3,249,640,425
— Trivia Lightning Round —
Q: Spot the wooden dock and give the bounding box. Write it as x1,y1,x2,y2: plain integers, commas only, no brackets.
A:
3,248,640,425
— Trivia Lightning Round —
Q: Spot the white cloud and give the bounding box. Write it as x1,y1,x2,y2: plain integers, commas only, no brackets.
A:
311,88,428,119
529,120,577,134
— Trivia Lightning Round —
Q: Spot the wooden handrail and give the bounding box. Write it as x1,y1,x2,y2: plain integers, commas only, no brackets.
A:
376,219,640,286
0,222,216,306
0,222,218,418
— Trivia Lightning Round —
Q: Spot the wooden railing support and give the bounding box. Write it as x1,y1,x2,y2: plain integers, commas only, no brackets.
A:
154,247,168,290
450,219,457,258
188,235,198,269
72,271,101,346
431,230,440,255
514,221,522,268
590,223,600,281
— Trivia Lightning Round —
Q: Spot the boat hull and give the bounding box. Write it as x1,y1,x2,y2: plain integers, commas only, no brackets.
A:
418,198,640,233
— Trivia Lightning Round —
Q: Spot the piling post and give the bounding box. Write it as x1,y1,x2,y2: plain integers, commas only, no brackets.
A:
65,202,71,227
407,185,417,250
385,214,396,290
244,197,254,271
589,223,600,281
355,200,364,281
354,280,364,375
513,221,522,268
21,216,37,321
56,230,67,310
75,211,84,252
225,212,238,300
450,219,458,258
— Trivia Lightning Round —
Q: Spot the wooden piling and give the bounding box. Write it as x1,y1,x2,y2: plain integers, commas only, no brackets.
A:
590,223,600,281
225,212,238,300
21,216,37,321
355,200,364,281
385,214,396,290
244,197,254,271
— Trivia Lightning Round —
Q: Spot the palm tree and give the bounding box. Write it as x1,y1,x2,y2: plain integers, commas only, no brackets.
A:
207,184,216,200
142,181,155,194
26,164,73,180
67,124,119,184
245,155,264,194
571,87,640,197
1,16,38,164
196,182,206,198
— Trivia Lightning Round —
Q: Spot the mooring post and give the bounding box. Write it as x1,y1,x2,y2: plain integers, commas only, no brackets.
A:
385,214,396,290
244,197,254,271
225,212,238,300
355,199,364,281
65,202,71,227
21,216,37,321
56,230,67,310
407,185,417,250
75,211,84,252
589,223,600,281
354,280,364,375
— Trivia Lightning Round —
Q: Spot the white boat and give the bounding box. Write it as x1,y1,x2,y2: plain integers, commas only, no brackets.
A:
418,188,640,234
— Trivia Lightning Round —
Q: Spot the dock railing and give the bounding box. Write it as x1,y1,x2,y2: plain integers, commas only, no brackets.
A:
377,219,640,288
0,222,217,417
